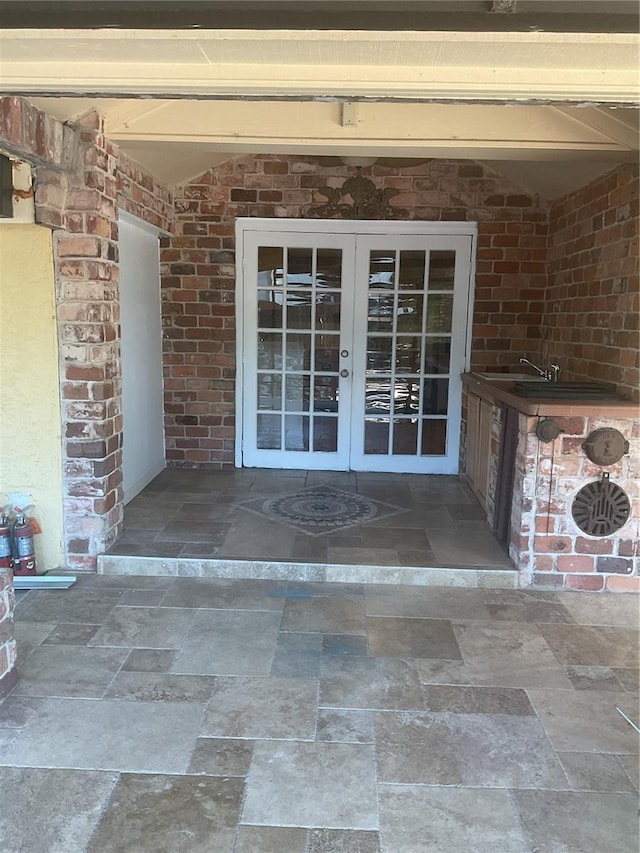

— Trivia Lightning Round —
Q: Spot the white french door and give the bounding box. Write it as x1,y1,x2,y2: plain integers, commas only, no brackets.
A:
237,220,475,474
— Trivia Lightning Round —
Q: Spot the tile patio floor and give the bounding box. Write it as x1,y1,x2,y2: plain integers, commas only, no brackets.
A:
107,468,513,573
1,574,638,852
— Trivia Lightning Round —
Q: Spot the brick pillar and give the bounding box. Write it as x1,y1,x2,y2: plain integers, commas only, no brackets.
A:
0,567,17,699
54,111,123,570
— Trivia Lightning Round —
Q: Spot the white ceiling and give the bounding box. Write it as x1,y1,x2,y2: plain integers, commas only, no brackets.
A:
2,25,638,197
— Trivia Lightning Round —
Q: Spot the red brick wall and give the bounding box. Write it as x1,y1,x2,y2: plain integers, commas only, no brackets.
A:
544,165,639,402
510,412,639,592
0,567,17,699
0,96,172,570
118,152,173,233
164,155,548,467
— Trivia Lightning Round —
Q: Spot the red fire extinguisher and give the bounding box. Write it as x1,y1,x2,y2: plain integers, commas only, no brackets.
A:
12,509,37,576
0,512,12,571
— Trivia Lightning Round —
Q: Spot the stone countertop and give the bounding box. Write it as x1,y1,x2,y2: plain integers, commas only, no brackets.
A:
462,373,640,418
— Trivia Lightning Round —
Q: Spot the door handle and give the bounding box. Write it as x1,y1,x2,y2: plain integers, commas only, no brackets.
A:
340,369,349,378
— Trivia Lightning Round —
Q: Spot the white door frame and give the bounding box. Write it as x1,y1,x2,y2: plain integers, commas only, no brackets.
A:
235,218,478,470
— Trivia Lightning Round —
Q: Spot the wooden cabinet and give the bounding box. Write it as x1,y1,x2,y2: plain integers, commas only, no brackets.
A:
465,393,493,509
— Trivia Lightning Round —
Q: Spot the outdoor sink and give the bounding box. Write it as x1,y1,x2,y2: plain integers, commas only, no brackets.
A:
512,380,621,400
475,372,545,382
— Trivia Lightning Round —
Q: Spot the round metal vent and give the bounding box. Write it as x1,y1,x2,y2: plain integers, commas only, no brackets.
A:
572,473,631,537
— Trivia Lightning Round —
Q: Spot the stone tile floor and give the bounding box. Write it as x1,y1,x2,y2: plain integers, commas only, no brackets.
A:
0,574,638,852
106,469,513,570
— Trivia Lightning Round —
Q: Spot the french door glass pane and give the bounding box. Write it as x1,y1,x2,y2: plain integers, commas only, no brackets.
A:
285,375,310,412
314,417,338,452
287,292,313,329
365,419,389,454
316,294,341,331
393,420,418,455
316,249,343,289
395,337,421,373
367,336,392,374
369,251,395,289
365,379,391,415
257,374,281,410
421,420,447,455
285,415,309,451
287,248,313,286
257,413,281,449
258,290,282,328
428,250,455,290
315,335,339,372
258,246,284,287
285,333,311,370
257,333,282,370
424,336,451,374
426,294,453,333
422,378,449,415
399,250,426,290
313,376,338,412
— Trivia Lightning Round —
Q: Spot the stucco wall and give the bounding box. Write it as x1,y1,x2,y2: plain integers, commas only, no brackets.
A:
0,224,64,571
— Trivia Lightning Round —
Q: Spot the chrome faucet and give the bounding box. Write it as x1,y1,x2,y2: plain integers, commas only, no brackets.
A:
519,358,560,382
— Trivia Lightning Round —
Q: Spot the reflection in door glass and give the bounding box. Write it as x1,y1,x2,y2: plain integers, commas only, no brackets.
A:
369,251,395,289
421,420,447,455
397,295,423,332
393,420,418,455
364,418,389,454
365,379,391,415
287,291,313,330
424,336,451,374
313,376,339,412
394,379,420,415
316,293,341,331
285,415,309,451
257,374,282,410
257,333,282,370
257,413,281,449
285,333,311,371
285,375,310,412
316,249,343,289
422,378,449,415
287,248,313,287
313,417,338,452
367,295,394,332
426,294,453,333
398,250,426,290
315,336,339,372
366,336,392,374
258,246,284,287
428,251,455,290
258,290,283,329
395,337,421,374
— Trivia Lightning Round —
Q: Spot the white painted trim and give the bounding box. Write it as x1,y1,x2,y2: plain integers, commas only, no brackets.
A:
118,208,170,238
234,220,246,468
464,231,478,373
238,219,477,238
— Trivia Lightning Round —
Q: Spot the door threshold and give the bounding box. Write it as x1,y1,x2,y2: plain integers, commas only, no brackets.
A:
98,554,516,589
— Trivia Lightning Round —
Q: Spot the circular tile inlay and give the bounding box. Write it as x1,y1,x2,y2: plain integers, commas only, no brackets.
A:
262,488,378,531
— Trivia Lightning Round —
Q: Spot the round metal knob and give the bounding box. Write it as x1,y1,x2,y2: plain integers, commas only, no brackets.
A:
340,369,349,378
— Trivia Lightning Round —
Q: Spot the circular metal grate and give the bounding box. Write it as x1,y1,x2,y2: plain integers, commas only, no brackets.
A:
572,473,631,537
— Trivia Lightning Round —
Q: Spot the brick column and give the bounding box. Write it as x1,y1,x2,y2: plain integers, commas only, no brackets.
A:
55,111,123,570
0,567,17,699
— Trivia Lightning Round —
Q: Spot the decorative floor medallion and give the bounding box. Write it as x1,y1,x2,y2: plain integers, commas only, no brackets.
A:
239,485,407,536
